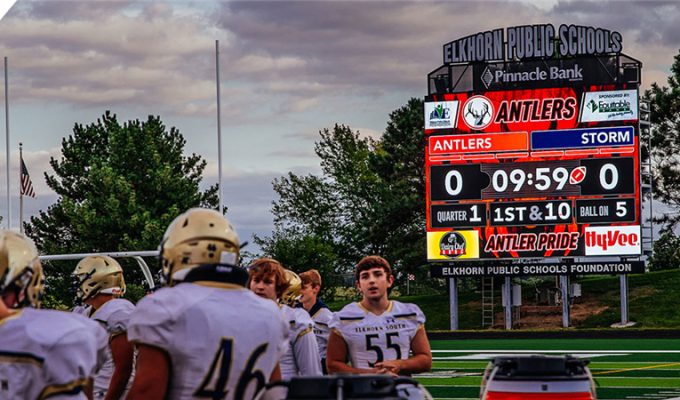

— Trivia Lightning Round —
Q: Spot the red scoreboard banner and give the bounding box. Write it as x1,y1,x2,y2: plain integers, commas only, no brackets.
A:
425,85,641,261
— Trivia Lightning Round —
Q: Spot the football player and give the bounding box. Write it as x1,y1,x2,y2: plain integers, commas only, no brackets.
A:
73,256,135,400
298,269,333,374
126,208,288,400
0,230,108,399
326,255,432,376
248,259,322,379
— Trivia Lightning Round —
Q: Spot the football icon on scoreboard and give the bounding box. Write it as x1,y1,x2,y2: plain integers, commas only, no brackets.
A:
569,166,586,184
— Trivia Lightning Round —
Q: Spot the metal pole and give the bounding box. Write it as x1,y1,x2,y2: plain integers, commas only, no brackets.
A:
19,143,22,234
449,277,458,330
4,57,10,228
504,276,512,330
215,40,224,214
620,275,628,325
560,275,570,328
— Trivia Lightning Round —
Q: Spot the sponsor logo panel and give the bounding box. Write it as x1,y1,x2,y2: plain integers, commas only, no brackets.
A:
580,89,638,122
584,225,641,256
428,132,528,155
531,126,635,150
424,101,458,130
427,231,479,260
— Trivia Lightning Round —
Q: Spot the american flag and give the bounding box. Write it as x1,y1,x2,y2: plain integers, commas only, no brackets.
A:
20,157,36,198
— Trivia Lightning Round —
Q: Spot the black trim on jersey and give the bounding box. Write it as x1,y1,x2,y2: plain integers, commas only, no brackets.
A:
308,299,329,318
339,316,364,321
183,263,249,287
393,312,417,319
316,321,329,327
0,350,45,364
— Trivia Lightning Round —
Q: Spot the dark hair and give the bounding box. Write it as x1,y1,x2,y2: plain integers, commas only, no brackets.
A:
355,256,392,282
300,269,322,288
248,258,290,298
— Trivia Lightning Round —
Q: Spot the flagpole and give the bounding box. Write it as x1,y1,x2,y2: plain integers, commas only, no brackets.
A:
19,143,23,234
4,57,10,229
215,40,224,214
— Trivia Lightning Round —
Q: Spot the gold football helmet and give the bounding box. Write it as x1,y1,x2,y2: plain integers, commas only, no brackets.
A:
281,269,301,306
73,256,125,303
160,208,240,286
0,230,44,308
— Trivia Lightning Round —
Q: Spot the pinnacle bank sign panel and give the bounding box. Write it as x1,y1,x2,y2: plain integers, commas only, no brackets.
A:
472,58,619,92
424,24,643,266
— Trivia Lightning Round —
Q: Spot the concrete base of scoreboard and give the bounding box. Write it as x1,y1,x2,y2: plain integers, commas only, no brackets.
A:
610,321,637,328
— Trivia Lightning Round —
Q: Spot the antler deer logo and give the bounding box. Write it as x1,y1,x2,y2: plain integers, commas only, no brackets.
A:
463,96,493,129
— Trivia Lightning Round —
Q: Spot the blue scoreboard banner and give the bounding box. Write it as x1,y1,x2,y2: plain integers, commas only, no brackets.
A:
531,126,634,150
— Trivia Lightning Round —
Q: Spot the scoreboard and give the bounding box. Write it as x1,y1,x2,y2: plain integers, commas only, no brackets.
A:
425,85,641,261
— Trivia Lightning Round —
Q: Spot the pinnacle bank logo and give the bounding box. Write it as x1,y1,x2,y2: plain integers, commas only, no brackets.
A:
481,64,584,89
439,232,467,257
584,226,641,256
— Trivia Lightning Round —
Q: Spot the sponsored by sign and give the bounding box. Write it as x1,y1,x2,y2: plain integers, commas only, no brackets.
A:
531,126,635,150
424,101,459,130
584,225,641,256
580,89,638,122
426,231,479,260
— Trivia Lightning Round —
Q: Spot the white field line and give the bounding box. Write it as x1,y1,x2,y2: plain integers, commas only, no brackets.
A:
432,350,680,353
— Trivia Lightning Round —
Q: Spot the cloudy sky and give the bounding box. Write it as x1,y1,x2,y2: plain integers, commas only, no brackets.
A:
0,0,678,251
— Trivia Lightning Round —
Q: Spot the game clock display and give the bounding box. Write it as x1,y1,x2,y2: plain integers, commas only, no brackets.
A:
430,158,634,201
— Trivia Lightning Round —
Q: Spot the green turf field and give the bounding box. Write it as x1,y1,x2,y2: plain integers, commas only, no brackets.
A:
416,338,680,400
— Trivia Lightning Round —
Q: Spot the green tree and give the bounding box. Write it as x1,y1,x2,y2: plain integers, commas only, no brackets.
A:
649,232,680,271
644,49,680,230
25,111,218,307
257,99,432,297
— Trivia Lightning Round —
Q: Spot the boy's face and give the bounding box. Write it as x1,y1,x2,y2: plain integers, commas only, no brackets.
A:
249,273,278,301
299,283,319,303
357,267,393,301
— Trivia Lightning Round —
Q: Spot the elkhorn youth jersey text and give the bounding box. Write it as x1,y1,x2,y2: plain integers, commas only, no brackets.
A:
329,301,426,369
279,304,322,379
127,283,289,400
89,298,136,399
0,308,108,399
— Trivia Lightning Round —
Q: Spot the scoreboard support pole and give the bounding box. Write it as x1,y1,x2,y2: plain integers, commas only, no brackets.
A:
449,276,459,330
620,275,629,325
504,276,513,330
560,275,570,328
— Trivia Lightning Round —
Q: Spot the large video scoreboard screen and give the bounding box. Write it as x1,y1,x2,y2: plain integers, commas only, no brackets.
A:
425,85,641,261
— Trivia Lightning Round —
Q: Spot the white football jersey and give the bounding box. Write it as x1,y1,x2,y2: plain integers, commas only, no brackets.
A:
279,305,322,380
0,308,108,400
308,303,333,360
329,301,426,370
89,298,136,399
128,283,289,400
